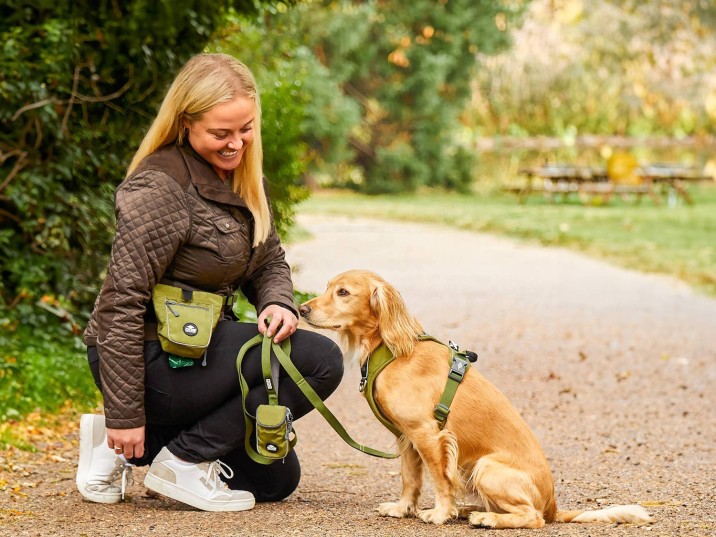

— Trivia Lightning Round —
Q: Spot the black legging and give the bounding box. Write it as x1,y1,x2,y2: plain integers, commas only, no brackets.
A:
87,320,344,502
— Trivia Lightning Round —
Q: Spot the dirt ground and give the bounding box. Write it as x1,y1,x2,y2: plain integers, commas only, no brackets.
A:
2,214,715,537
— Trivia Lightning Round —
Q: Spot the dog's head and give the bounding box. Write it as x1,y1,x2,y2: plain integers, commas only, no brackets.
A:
299,270,423,365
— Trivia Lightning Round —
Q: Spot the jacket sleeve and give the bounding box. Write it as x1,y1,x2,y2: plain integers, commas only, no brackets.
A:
241,228,297,317
240,186,297,317
95,171,190,429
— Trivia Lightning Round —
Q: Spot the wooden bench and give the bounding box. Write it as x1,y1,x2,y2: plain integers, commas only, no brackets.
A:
506,164,707,205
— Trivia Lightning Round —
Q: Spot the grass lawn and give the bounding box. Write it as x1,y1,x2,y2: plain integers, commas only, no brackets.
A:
298,184,716,296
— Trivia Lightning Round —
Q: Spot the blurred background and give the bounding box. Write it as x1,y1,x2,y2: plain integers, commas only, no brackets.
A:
1,0,715,435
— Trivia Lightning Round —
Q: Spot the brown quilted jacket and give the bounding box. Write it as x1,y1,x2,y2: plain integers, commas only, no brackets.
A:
83,144,296,429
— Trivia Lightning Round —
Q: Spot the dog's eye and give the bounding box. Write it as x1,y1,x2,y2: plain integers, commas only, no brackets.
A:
337,288,349,297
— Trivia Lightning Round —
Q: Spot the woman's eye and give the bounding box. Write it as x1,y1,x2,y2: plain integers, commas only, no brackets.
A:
337,289,349,297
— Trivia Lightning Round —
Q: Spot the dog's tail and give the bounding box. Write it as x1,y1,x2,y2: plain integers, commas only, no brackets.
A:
555,504,652,524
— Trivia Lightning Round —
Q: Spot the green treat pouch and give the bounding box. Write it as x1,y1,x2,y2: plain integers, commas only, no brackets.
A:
152,283,224,359
256,404,294,459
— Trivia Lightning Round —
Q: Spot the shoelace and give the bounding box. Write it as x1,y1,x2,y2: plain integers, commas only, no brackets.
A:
204,459,234,492
107,459,134,500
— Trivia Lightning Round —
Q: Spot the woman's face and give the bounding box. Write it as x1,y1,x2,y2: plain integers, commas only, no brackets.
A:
185,96,255,179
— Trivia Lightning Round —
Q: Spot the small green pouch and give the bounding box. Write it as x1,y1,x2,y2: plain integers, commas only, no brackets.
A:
255,404,295,459
152,283,224,359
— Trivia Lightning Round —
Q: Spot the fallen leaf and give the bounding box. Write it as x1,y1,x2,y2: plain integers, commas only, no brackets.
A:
616,370,631,381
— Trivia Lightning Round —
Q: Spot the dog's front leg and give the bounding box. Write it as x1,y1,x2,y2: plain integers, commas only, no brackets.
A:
378,439,422,518
414,430,459,525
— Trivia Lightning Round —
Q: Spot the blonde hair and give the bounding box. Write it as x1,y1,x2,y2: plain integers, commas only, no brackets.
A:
127,53,270,246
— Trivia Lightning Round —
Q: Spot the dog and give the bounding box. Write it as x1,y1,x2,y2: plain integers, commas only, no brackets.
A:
298,269,651,529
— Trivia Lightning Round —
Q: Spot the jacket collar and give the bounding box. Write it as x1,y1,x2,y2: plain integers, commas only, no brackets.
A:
178,143,249,210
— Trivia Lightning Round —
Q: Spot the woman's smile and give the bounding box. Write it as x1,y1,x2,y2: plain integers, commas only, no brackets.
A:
185,96,255,179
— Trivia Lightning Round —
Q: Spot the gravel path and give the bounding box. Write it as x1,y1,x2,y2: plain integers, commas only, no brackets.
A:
2,214,715,536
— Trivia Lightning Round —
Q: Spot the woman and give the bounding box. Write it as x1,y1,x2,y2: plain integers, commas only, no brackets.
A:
77,53,343,511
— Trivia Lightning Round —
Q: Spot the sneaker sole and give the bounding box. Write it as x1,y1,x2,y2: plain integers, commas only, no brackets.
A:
144,472,255,512
76,415,122,504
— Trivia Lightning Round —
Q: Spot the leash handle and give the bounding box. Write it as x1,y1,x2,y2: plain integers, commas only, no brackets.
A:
237,334,298,464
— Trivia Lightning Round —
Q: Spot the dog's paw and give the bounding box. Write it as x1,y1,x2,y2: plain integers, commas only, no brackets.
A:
378,501,415,518
469,512,498,528
418,508,453,525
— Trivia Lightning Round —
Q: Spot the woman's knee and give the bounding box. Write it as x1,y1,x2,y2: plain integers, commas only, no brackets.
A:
302,331,344,397
256,453,301,502
223,449,301,502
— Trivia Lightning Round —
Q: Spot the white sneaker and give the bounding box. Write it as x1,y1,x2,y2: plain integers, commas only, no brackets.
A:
143,447,255,512
76,414,133,503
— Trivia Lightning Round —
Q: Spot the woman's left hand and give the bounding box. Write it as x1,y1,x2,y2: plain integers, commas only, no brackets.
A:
258,304,298,343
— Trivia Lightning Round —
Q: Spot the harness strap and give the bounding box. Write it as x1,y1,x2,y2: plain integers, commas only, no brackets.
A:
360,345,402,437
362,334,478,432
419,333,478,429
433,352,471,427
237,333,398,461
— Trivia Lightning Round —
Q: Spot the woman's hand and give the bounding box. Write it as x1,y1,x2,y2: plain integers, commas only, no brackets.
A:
107,426,145,460
258,304,298,344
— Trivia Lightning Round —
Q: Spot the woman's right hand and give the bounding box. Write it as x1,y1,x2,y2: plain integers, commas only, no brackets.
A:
107,426,145,459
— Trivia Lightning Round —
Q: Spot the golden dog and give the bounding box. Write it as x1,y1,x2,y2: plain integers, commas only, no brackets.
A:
299,270,651,529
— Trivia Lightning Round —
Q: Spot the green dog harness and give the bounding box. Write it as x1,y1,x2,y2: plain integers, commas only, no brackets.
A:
359,333,478,432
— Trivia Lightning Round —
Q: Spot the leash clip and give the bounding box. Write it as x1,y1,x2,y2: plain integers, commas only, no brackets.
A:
359,376,367,393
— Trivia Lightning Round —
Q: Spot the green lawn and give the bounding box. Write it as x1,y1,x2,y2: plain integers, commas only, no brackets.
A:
298,185,716,296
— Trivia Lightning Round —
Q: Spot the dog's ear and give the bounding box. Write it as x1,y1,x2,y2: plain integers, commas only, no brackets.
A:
370,280,422,358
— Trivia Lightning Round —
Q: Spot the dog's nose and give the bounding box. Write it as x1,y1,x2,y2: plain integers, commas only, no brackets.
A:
298,304,311,317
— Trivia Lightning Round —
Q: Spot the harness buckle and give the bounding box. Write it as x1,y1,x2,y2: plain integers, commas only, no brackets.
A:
448,340,459,351
448,355,468,382
433,403,450,424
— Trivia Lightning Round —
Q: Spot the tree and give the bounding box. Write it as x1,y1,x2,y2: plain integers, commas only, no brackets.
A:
0,0,298,326
212,6,362,191
300,0,521,193
470,0,716,137
212,1,522,194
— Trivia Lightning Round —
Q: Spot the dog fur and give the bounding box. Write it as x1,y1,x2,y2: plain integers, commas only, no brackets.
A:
299,269,652,529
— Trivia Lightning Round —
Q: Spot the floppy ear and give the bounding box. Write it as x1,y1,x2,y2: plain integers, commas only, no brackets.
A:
370,279,423,358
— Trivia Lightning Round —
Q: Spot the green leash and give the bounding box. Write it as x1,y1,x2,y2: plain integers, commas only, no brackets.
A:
237,333,399,464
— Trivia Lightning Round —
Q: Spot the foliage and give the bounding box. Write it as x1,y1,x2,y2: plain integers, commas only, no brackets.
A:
302,185,716,296
0,316,100,423
210,11,326,237
306,0,522,193
471,0,716,138
0,0,302,328
213,0,522,194
212,8,362,193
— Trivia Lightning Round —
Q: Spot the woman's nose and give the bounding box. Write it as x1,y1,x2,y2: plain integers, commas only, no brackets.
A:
227,136,244,149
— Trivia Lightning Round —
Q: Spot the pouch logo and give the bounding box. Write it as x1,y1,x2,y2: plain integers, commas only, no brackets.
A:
266,443,278,453
183,323,199,337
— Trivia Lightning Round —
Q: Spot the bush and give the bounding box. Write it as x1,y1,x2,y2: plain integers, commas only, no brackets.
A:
0,0,301,327
0,318,100,423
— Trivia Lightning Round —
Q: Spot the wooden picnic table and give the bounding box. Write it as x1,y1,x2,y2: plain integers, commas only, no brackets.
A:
509,163,708,205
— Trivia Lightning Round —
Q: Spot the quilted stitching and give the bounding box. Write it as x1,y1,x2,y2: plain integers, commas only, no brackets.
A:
84,147,297,430
97,171,190,428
